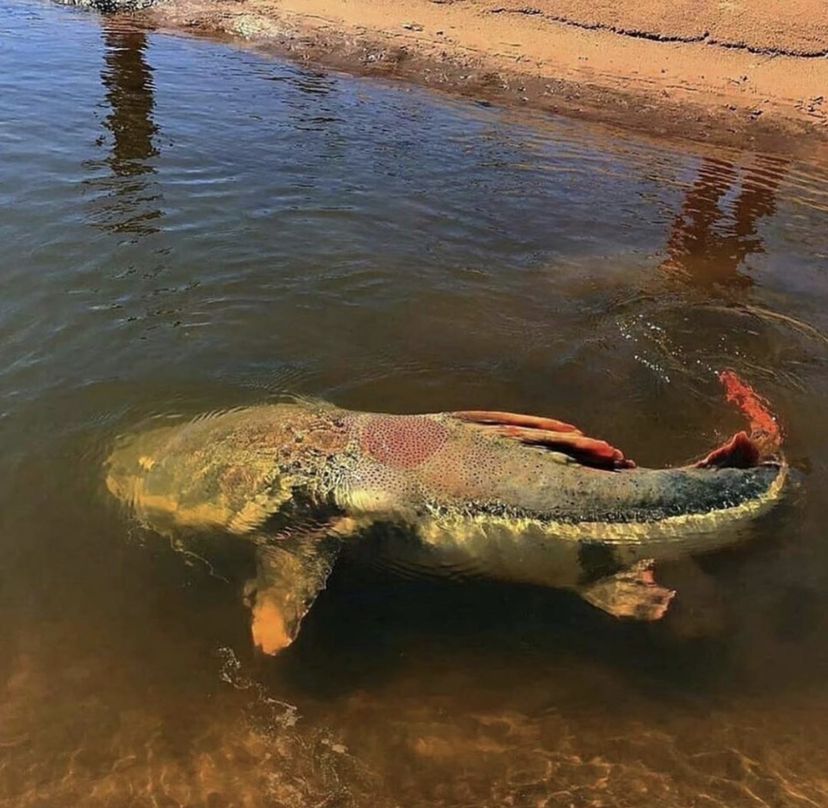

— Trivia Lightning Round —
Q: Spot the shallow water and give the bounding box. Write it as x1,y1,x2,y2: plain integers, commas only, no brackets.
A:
2,2,828,805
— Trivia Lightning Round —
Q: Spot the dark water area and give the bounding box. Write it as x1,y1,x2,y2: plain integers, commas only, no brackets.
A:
2,1,828,805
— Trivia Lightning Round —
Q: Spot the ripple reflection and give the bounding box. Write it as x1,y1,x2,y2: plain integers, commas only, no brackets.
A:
661,154,789,291
86,20,162,237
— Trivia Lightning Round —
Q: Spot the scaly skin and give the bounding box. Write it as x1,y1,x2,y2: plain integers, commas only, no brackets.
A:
106,389,787,653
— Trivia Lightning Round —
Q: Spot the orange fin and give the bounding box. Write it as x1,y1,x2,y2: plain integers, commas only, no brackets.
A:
452,410,634,470
718,370,782,454
696,372,783,469
453,410,581,434
579,559,676,621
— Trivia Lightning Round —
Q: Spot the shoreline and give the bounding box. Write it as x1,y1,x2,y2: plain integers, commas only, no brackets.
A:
88,0,828,156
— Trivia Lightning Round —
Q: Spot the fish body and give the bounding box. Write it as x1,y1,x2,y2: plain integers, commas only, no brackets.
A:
106,374,786,652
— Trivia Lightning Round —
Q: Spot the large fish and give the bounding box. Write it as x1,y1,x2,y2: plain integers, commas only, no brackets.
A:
106,372,786,654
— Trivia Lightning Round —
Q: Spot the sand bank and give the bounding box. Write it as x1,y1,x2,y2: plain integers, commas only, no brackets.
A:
119,0,828,151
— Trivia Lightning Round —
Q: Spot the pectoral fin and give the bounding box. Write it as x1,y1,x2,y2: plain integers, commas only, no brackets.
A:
579,559,676,621
249,520,352,655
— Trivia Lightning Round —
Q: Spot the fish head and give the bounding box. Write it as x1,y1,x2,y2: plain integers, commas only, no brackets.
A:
105,422,221,534
105,403,336,536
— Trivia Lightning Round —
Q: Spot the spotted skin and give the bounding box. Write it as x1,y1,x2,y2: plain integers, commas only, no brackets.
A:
360,415,449,469
106,385,787,654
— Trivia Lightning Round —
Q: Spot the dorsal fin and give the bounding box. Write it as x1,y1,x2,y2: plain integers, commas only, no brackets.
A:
452,410,634,470
452,410,582,434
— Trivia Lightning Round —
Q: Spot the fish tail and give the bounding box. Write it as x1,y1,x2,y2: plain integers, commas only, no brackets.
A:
718,370,783,455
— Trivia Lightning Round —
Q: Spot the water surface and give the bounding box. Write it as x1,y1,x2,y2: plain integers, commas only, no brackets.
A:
2,2,828,805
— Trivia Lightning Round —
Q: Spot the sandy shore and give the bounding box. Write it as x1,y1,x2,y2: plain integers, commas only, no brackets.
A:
130,0,827,152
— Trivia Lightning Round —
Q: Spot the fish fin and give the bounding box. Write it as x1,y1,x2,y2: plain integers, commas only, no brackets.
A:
452,410,634,470
453,410,582,434
691,372,784,469
695,430,760,469
718,370,782,454
578,559,675,621
248,521,347,655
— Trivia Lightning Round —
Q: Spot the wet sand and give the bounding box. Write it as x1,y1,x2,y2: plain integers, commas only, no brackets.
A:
138,0,828,153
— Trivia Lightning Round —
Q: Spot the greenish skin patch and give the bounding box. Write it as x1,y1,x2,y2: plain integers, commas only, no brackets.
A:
106,400,786,653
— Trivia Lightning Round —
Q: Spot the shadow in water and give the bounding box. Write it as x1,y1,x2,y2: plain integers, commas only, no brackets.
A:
660,155,788,291
265,559,740,703
87,21,162,237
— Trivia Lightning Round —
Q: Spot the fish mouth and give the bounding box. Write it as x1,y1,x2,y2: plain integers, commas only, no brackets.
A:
105,425,177,507
105,434,144,503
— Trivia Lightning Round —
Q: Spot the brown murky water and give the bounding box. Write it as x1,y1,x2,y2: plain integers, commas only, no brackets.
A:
2,2,828,805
